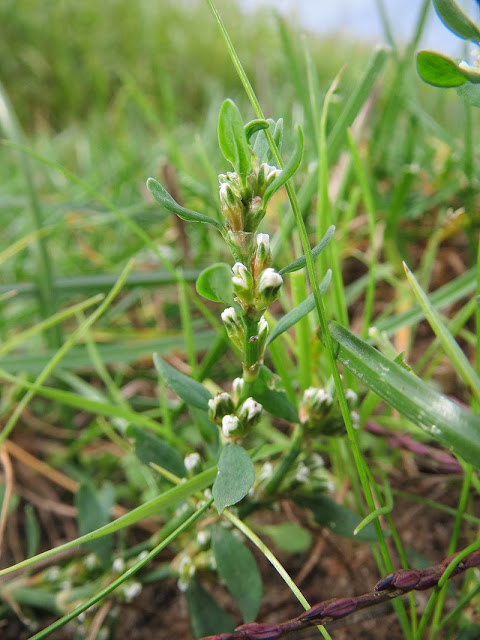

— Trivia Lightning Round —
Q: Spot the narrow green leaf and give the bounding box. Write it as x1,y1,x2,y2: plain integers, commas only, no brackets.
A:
127,425,186,478
218,99,252,183
146,177,223,231
267,270,331,346
252,118,283,164
186,579,235,637
25,504,40,558
0,467,217,578
404,262,480,402
212,525,262,622
75,482,114,566
295,495,378,541
196,263,234,304
244,118,269,143
325,321,480,468
279,227,335,275
263,125,304,205
251,365,299,423
213,444,255,513
416,50,468,87
259,522,312,553
153,353,212,410
433,0,480,42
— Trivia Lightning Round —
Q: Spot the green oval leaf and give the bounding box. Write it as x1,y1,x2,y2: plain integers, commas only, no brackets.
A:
153,353,212,410
186,579,235,637
325,321,480,469
213,444,255,514
196,263,234,304
433,0,480,42
267,270,331,346
416,50,468,87
279,226,336,275
127,425,186,477
251,365,299,423
244,118,269,143
259,522,312,553
218,99,252,183
295,494,378,541
146,178,224,231
212,525,262,622
75,482,114,566
263,125,304,205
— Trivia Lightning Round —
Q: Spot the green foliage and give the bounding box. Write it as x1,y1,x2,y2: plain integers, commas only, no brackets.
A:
212,525,262,621
128,425,187,478
75,482,115,566
213,444,255,513
186,579,235,637
154,353,212,411
218,99,253,184
259,522,312,553
196,263,235,305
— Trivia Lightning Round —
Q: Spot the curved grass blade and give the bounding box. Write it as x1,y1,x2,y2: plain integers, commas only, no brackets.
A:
28,498,214,640
146,177,224,232
279,226,335,276
403,262,480,403
267,270,332,346
0,469,216,579
326,321,480,468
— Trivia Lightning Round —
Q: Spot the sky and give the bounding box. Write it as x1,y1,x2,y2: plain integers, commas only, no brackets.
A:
241,0,479,55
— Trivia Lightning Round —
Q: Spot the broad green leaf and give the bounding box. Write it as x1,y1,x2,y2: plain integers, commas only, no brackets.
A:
403,262,480,402
251,365,299,423
416,51,468,87
213,444,255,513
244,118,269,143
146,178,224,232
218,99,252,183
75,482,114,566
127,425,186,478
212,525,262,621
457,82,480,107
325,321,480,469
267,270,331,346
279,226,335,275
0,467,217,578
259,522,312,553
196,263,234,304
186,579,235,637
263,125,304,205
433,0,480,42
295,494,378,541
154,353,212,410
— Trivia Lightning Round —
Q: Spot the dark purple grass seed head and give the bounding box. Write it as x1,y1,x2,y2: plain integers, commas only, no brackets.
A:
234,622,283,640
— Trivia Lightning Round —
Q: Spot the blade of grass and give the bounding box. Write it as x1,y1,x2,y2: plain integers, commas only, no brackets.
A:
28,498,214,640
403,262,480,403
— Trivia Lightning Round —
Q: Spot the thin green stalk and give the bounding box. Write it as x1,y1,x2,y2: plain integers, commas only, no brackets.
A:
291,271,311,390
347,129,377,341
28,498,214,640
0,81,60,348
204,7,409,637
428,464,474,639
178,277,197,375
0,259,134,446
224,510,333,640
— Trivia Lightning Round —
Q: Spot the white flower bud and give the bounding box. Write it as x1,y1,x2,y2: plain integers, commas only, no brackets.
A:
232,377,245,405
237,397,262,424
222,414,240,437
112,557,125,573
295,462,310,483
256,267,283,305
232,262,253,296
184,452,201,472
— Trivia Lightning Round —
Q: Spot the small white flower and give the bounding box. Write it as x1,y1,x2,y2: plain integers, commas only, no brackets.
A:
222,414,240,437
221,306,238,325
84,554,97,570
257,268,283,294
137,550,149,562
196,530,210,546
295,462,310,483
238,397,262,421
184,452,201,472
351,411,361,429
303,387,332,407
123,581,142,602
256,233,270,251
232,377,245,404
345,389,358,405
311,453,325,468
257,315,269,336
112,557,125,573
258,461,273,482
